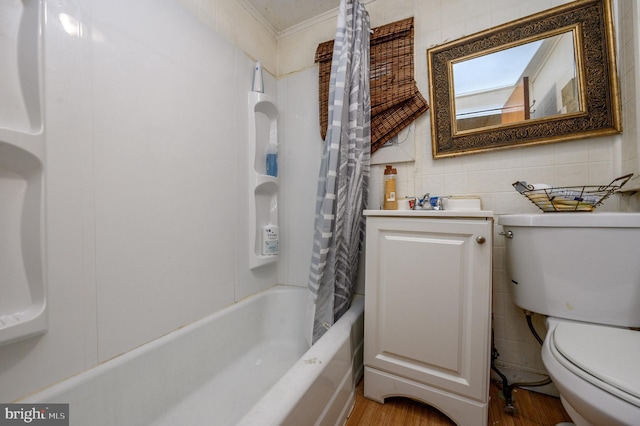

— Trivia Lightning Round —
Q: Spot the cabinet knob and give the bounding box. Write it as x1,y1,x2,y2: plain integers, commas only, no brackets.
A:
476,236,486,244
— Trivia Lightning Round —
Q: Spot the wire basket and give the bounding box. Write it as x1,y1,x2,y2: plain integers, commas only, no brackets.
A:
512,174,633,212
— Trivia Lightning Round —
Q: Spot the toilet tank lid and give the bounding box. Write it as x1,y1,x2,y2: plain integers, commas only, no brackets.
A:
498,212,640,228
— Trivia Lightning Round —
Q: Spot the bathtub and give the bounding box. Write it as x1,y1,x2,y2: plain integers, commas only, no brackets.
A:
21,285,365,425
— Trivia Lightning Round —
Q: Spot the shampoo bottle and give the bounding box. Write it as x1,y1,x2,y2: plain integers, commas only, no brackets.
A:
266,142,278,177
383,165,398,210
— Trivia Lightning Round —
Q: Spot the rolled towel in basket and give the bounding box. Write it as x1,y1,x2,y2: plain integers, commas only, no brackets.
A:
531,183,552,190
549,188,600,204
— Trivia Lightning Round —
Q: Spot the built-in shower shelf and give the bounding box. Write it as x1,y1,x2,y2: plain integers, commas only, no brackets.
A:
0,307,47,346
254,173,277,187
0,313,27,327
0,129,45,159
0,0,48,346
0,308,44,328
248,92,279,269
0,137,47,346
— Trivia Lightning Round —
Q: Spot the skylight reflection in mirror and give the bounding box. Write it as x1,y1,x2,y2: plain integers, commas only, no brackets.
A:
452,31,578,133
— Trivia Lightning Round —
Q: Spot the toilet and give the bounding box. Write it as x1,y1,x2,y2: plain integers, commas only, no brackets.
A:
498,213,640,426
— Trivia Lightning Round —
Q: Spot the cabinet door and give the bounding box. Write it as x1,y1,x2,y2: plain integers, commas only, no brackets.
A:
364,216,492,402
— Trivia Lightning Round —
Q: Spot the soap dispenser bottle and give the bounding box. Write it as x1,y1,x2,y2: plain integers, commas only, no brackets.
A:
383,165,397,210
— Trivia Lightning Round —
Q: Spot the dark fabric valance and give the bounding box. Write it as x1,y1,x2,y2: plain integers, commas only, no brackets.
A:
315,17,429,154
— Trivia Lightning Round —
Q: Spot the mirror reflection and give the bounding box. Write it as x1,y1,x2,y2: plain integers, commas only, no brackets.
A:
452,30,579,133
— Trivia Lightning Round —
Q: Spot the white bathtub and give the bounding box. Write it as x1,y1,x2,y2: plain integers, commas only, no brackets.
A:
21,285,364,425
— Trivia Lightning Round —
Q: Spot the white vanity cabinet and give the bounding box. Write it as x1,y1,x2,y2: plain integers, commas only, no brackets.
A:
363,210,493,426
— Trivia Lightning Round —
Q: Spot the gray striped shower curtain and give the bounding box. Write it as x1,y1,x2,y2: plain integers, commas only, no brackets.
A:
308,0,371,343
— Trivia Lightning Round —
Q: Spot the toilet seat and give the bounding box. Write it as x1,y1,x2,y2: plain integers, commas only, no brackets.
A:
551,321,640,407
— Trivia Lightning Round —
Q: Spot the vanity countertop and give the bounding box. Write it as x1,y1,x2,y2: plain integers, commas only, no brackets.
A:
363,209,493,219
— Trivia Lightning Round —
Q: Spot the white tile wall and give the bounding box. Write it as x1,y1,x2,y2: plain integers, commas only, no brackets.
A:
276,69,324,286
619,0,640,213
0,0,279,402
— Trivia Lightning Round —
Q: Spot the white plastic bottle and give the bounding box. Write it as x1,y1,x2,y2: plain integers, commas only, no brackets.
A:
262,223,279,256
252,61,264,93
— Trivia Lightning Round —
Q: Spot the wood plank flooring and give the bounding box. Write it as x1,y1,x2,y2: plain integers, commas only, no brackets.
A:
345,379,573,425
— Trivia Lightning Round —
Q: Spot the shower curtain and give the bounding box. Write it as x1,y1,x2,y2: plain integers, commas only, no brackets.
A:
308,0,370,343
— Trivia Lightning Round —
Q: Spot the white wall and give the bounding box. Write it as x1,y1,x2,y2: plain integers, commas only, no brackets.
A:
276,69,324,287
0,0,279,402
277,0,639,383
619,0,640,211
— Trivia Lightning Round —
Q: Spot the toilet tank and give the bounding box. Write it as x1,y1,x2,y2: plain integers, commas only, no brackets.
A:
498,213,640,328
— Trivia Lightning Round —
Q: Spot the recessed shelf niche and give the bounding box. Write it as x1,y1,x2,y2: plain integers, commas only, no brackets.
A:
248,92,279,269
0,0,47,346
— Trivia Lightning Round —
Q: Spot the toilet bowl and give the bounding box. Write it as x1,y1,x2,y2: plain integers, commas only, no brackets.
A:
542,318,640,426
498,213,640,426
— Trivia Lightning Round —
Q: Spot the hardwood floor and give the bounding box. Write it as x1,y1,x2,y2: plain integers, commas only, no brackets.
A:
345,379,573,425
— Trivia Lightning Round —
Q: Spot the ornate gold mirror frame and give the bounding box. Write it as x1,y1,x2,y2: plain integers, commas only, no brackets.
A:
427,0,621,158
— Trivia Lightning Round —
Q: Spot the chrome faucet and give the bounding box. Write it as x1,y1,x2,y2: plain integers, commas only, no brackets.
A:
413,193,432,210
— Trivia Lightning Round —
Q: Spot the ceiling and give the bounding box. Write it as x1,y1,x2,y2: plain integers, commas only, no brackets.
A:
243,0,341,32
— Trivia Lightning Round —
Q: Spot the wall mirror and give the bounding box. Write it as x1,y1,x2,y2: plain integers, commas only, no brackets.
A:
427,0,621,158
